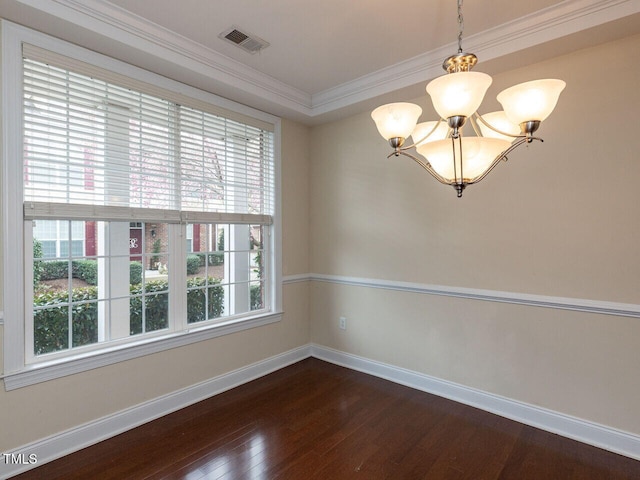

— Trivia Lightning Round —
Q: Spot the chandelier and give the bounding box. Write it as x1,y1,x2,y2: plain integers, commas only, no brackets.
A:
371,0,565,197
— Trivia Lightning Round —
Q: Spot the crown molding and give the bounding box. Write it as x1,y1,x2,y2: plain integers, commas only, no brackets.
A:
312,0,640,115
15,0,313,115
12,0,640,121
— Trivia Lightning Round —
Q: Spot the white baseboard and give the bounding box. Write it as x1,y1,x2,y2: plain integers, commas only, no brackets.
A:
310,343,640,462
0,345,311,479
4,342,639,478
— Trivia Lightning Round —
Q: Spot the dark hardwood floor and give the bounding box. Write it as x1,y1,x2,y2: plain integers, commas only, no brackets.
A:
13,358,640,479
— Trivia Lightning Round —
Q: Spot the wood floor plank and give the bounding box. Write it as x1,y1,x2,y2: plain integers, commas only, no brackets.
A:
12,358,640,480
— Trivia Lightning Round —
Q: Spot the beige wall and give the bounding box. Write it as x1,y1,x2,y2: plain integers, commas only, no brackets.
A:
0,119,311,451
281,119,311,277
2,23,639,458
309,34,640,435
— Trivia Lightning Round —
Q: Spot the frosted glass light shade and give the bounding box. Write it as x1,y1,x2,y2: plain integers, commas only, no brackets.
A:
479,111,521,142
416,137,511,181
371,103,422,140
426,71,492,119
497,79,566,125
410,121,449,147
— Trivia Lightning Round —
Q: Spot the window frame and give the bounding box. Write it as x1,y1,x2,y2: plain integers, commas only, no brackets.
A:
1,21,282,390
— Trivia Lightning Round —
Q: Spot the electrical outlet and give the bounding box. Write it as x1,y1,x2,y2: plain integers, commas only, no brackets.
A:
339,316,346,330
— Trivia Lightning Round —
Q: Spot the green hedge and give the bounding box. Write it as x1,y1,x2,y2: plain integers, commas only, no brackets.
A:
33,287,99,355
38,260,142,286
129,280,170,335
33,239,44,288
33,277,224,355
129,262,143,285
72,260,98,285
186,277,224,324
196,252,224,267
40,260,69,281
186,255,201,275
250,284,262,311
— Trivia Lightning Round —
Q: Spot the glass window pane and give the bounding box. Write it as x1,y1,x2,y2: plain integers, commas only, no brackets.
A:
130,295,143,335
32,219,174,355
208,283,224,318
250,281,264,311
145,293,168,332
60,240,69,257
147,224,168,271
34,305,69,355
187,286,206,324
70,240,84,257
39,240,56,258
71,299,98,348
35,258,70,294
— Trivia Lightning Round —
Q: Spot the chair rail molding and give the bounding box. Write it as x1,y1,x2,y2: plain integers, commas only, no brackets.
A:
308,273,640,319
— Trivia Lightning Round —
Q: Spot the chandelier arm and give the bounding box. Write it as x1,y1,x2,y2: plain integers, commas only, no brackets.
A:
395,118,446,151
473,112,526,140
387,150,452,186
466,136,542,185
469,115,482,138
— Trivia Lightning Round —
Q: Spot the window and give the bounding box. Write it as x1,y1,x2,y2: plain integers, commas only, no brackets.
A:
2,23,281,386
186,223,266,322
33,220,85,258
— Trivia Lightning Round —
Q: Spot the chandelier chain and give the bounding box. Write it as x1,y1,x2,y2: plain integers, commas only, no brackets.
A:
457,0,464,53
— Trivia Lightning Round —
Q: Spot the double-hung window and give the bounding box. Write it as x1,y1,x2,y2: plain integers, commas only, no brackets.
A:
1,23,281,387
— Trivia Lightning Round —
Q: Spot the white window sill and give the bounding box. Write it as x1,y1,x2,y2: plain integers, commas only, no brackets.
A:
2,311,282,391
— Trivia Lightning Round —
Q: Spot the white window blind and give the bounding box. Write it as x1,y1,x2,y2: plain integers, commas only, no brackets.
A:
22,46,274,223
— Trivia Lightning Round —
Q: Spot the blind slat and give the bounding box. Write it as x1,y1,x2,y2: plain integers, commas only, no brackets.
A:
23,52,274,219
23,43,275,132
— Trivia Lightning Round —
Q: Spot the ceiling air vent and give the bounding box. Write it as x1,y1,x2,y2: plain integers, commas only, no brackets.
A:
219,26,270,54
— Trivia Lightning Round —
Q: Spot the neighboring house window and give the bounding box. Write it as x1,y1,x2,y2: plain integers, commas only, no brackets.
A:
1,24,280,386
33,219,85,258
186,223,194,253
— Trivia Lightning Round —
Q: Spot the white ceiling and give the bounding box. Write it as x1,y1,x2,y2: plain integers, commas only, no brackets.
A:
106,0,564,95
2,0,640,124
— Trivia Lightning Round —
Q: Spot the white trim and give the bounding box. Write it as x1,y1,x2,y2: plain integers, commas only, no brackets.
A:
272,120,284,314
2,21,284,388
3,21,279,127
312,0,640,115
4,342,639,479
13,0,313,115
309,273,640,318
10,0,640,119
282,273,312,285
3,313,283,391
311,344,640,461
1,20,27,375
0,344,311,479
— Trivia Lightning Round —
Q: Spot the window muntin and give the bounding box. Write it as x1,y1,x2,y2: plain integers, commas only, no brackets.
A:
18,46,276,364
185,223,267,326
30,220,172,360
